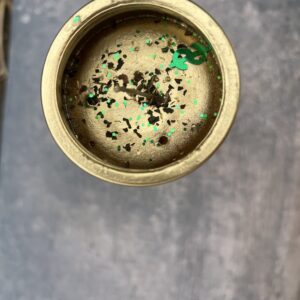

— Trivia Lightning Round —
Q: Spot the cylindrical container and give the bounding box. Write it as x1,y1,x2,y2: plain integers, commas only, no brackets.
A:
42,0,240,186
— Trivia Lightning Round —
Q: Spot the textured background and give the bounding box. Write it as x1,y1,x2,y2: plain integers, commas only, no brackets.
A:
1,0,300,300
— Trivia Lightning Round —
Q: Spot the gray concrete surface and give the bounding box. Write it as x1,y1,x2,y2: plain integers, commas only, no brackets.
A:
1,0,300,299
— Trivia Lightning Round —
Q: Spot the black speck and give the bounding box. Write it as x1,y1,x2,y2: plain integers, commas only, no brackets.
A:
108,50,122,56
80,85,88,93
177,44,188,49
123,117,132,129
133,129,142,138
163,107,174,114
118,74,129,87
148,115,159,125
97,111,104,119
123,143,132,152
155,68,161,75
158,136,168,145
106,131,118,140
134,71,144,83
87,94,99,106
161,46,169,53
115,58,125,71
108,62,114,69
107,98,116,108
92,77,100,84
104,120,112,128
165,67,172,74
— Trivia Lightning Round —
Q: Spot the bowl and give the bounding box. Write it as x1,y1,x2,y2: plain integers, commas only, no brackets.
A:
42,0,240,186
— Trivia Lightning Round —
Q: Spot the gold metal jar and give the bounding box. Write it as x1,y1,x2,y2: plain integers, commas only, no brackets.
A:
41,0,240,186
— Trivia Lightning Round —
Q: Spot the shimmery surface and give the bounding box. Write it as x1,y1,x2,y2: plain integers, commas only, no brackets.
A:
62,14,222,169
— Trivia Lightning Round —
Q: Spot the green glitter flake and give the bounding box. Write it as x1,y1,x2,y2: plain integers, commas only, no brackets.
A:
153,126,158,132
141,122,145,127
140,103,148,111
115,102,119,108
102,64,107,69
107,72,112,79
175,70,179,76
123,100,128,108
88,93,95,98
113,53,120,61
200,113,208,120
103,87,109,93
145,38,151,45
112,132,118,137
136,115,142,121
193,99,198,105
167,128,175,137
186,80,192,84
213,112,218,117
156,83,161,89
129,47,135,52
73,16,81,23
129,117,133,121
150,54,157,59
217,75,222,81
159,64,164,70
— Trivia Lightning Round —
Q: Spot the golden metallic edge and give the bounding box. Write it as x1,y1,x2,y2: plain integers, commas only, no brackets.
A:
0,0,11,81
41,0,240,186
